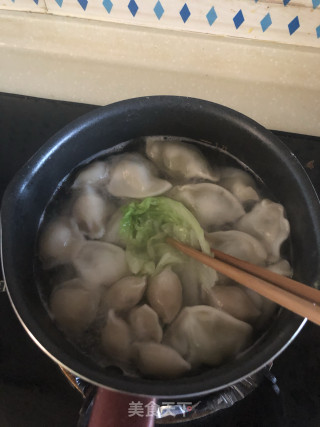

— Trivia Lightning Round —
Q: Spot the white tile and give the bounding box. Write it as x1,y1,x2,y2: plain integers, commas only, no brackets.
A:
0,0,46,13
41,0,320,48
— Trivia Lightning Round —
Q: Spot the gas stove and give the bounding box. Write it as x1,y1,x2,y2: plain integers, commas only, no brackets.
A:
0,93,320,427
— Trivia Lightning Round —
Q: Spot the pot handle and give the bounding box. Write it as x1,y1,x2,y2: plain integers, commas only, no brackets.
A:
0,221,5,292
0,280,6,293
88,388,155,427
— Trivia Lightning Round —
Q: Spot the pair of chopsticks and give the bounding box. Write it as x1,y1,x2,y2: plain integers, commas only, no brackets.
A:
166,237,320,326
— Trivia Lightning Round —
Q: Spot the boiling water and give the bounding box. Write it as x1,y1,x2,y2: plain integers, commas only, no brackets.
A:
35,136,292,378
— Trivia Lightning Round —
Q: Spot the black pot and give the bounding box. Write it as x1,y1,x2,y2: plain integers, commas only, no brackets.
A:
1,96,320,398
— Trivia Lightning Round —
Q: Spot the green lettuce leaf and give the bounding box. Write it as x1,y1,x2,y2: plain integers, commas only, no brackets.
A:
119,196,210,275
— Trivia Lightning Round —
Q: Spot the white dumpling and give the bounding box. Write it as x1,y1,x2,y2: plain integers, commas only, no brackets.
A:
72,187,114,239
39,217,84,266
174,260,218,306
219,167,259,204
73,241,129,288
101,310,132,362
203,285,261,324
72,161,108,188
245,290,277,330
50,278,99,335
168,183,245,229
267,259,292,277
102,208,125,248
145,138,219,182
236,199,290,262
129,304,163,343
101,276,147,313
206,230,268,266
133,342,191,378
245,258,291,328
147,267,182,324
107,153,172,198
164,305,252,367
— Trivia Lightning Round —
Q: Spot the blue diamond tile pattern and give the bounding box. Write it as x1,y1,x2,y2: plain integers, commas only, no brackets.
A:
312,0,320,8
233,10,244,29
35,0,318,42
206,6,217,26
154,1,164,20
180,3,191,23
260,13,272,32
288,16,300,35
103,0,113,13
128,0,138,17
78,0,88,10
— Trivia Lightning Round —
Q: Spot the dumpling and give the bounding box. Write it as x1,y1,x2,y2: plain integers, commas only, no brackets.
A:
145,138,219,182
72,187,114,239
39,217,84,266
147,267,182,323
102,208,125,248
164,305,252,367
203,285,261,324
73,241,129,288
129,304,163,343
50,278,99,335
168,183,245,229
267,259,292,277
101,276,147,312
219,167,259,204
236,199,290,262
101,310,132,362
245,258,291,328
72,161,108,188
133,342,191,378
174,260,218,306
245,290,277,330
107,153,172,198
206,230,268,266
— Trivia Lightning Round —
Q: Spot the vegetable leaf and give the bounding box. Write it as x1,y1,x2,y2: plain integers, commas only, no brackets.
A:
120,196,210,275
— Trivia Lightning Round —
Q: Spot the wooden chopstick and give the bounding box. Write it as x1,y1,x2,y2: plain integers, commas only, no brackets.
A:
166,237,320,326
211,248,320,305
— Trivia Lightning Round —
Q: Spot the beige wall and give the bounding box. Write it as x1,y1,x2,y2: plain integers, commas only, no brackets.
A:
1,10,320,136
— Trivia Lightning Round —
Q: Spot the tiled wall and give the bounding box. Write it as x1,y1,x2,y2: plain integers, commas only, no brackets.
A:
1,0,319,47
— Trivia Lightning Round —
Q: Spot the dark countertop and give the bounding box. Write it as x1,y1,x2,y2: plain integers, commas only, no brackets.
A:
0,92,320,427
